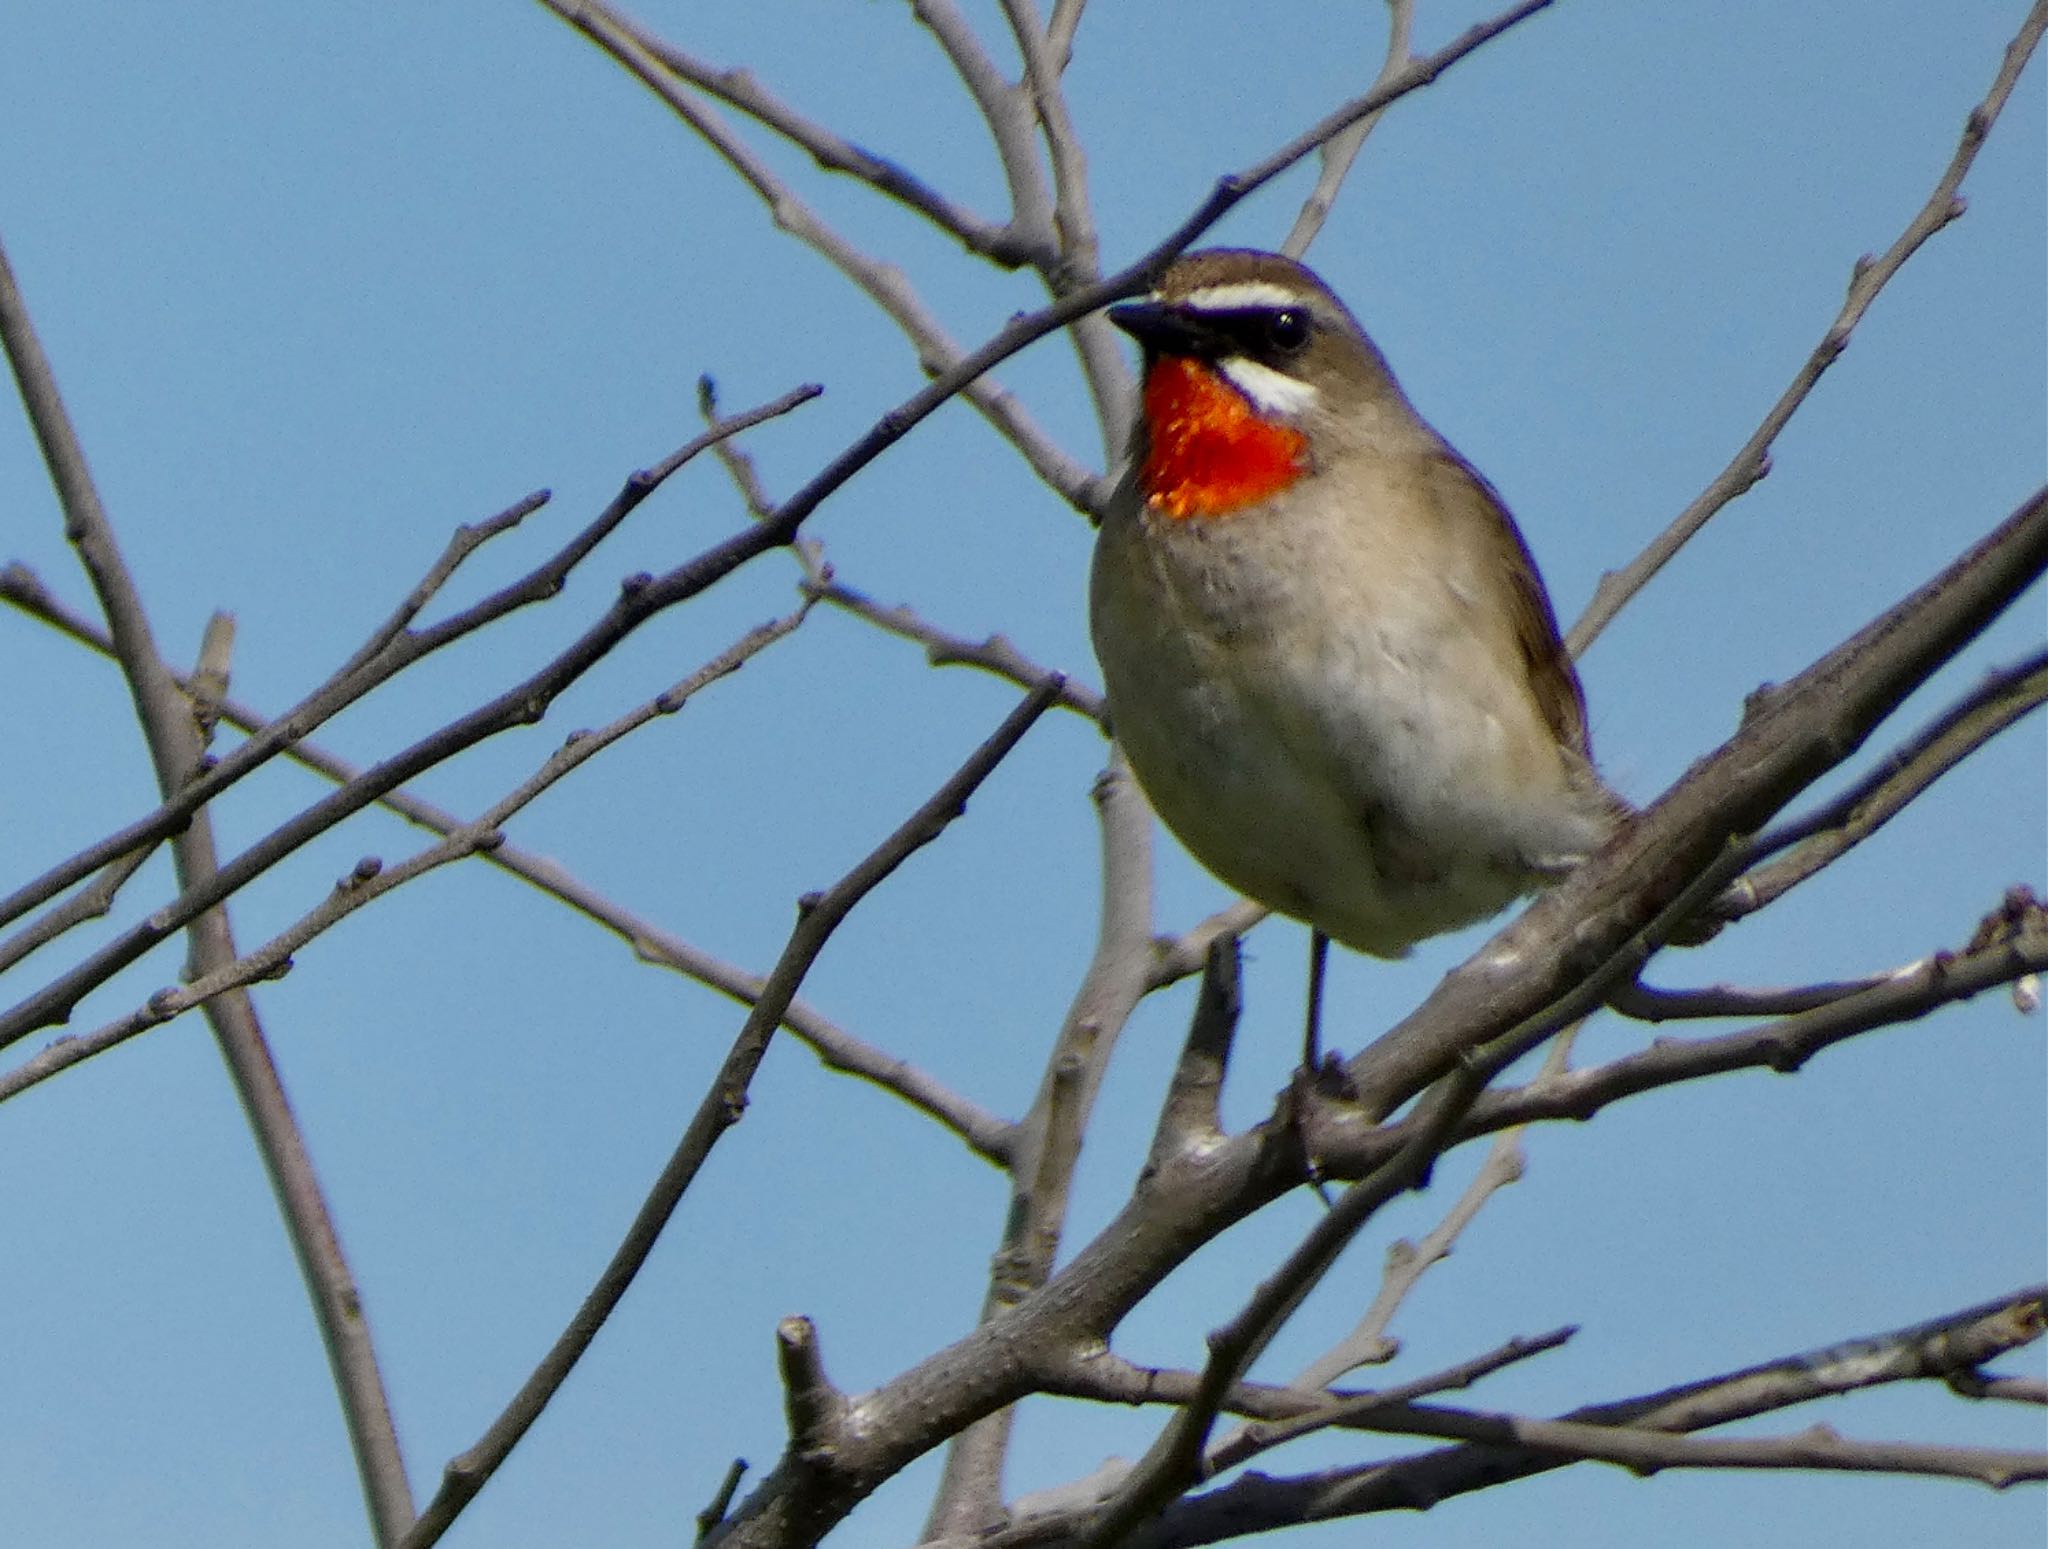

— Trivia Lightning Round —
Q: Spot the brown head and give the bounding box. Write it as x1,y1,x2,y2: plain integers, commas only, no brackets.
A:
1110,249,1416,520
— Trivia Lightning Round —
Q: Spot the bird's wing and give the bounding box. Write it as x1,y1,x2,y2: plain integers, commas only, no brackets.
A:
1423,445,1592,761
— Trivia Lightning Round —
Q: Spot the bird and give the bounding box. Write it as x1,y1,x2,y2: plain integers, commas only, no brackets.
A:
1090,248,1623,977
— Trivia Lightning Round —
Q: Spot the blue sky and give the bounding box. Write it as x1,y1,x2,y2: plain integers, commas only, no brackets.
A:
0,3,2042,1547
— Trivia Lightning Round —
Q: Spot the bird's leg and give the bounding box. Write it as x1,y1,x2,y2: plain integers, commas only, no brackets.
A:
1302,928,1338,1207
1303,928,1330,1071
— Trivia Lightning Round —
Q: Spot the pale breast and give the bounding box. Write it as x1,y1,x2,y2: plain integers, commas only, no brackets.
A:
1090,474,1610,955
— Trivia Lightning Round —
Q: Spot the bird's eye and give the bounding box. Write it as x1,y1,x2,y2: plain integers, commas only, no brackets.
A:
1265,309,1311,353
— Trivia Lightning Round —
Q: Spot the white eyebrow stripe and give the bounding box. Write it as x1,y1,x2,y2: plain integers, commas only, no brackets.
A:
1218,357,1321,418
1178,280,1305,313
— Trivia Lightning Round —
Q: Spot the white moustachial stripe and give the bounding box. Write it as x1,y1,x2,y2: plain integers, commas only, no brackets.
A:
1218,356,1322,418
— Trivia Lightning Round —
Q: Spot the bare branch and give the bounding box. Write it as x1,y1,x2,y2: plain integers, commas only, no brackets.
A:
551,0,1029,262
699,0,1569,579
0,386,816,938
1075,1286,2048,1546
807,578,1105,722
1077,1055,1518,1545
697,374,831,593
1226,1029,1573,1485
350,488,553,666
0,604,810,1104
553,0,1571,531
1145,936,1242,1168
1149,901,1270,988
912,0,1059,256
403,678,1064,1549
1430,1415,2046,1486
1948,1372,2048,1406
924,751,1158,1538
0,226,416,1544
1719,648,2048,921
698,377,782,522
1184,1399,2048,1488
999,0,1132,451
1281,0,1415,259
186,609,235,745
1301,1126,1527,1384
711,483,2046,1549
0,395,833,1050
5,550,1018,1165
1566,2,2048,655
1046,0,1087,67
0,837,156,977
777,1317,852,1462
1448,900,2048,1141
1199,1326,1577,1474
0,241,190,785
1044,1325,1573,1431
695,1460,749,1544
554,0,1126,482
1609,971,1900,1022
1073,876,1697,1549
550,0,1100,514
1181,0,1557,246
700,374,1106,723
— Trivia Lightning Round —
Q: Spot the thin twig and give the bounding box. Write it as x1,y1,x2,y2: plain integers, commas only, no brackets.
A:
698,375,1106,723
0,386,816,938
556,0,1573,534
1948,1371,2048,1406
1566,1,2048,656
5,550,1017,1164
1289,1034,1582,1390
999,0,1132,452
1469,1414,2045,1486
0,605,810,1104
1446,904,2048,1142
402,678,1063,1549
1045,0,1087,67
1294,1125,1527,1385
0,227,417,1545
1072,1067,1496,1547
1719,647,2048,921
1041,1324,1573,1434
1246,1400,2047,1487
566,1,1029,262
0,395,830,1049
1608,972,1899,1022
0,837,157,976
345,489,553,671
549,0,1098,512
1202,1327,1579,1474
1281,0,1415,259
1145,936,1242,1169
991,1287,2048,1545
911,0,1059,257
694,1459,749,1543
1148,900,1271,987
807,578,1105,722
922,749,1158,1539
1080,974,1662,1548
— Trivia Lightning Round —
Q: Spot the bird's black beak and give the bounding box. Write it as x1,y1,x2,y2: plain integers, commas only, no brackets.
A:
1107,299,1222,359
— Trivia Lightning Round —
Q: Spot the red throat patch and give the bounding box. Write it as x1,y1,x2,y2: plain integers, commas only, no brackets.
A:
1137,356,1309,520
